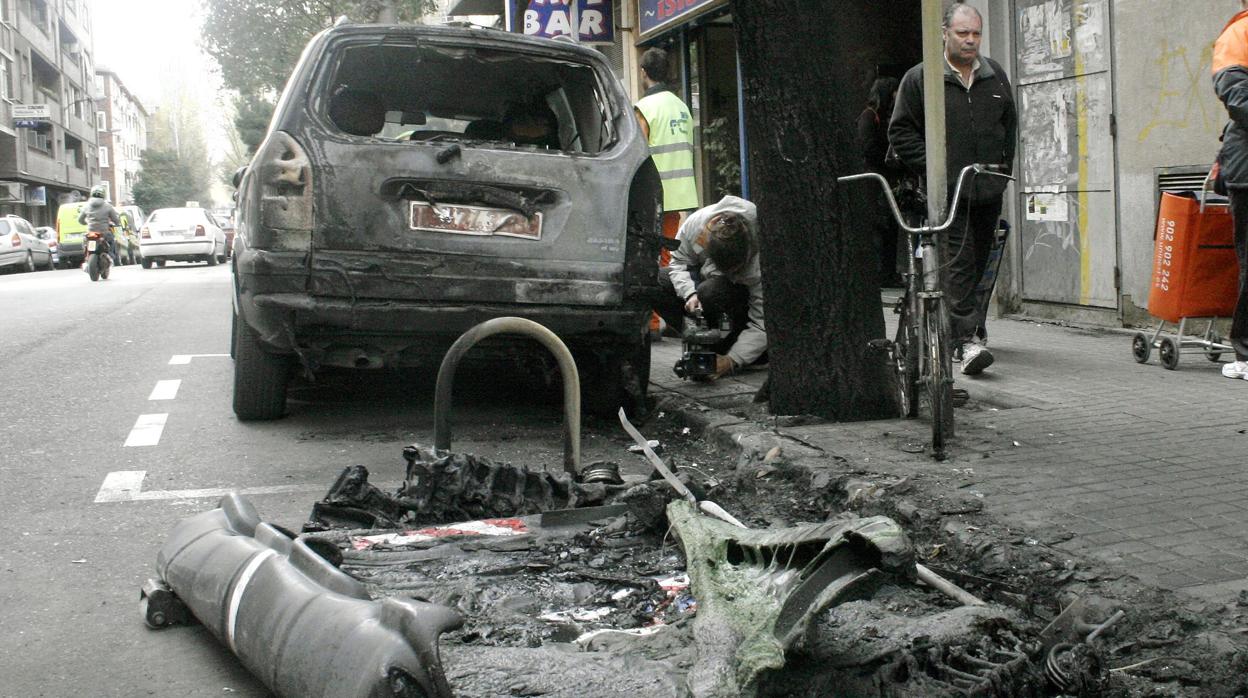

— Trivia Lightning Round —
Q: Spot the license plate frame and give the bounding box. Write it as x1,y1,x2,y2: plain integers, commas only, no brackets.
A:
86,239,97,252
408,201,542,240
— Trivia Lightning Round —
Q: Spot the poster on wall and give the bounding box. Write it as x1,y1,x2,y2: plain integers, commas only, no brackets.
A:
26,186,46,207
638,0,727,41
518,0,614,44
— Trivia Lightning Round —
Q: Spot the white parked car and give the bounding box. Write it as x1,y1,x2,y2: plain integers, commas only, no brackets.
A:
0,215,55,273
139,207,228,268
34,226,59,266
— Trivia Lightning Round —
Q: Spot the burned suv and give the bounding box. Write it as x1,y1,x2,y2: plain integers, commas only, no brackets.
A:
231,24,662,420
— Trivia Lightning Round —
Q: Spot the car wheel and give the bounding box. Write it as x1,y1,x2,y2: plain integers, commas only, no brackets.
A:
233,315,291,420
43,253,55,271
206,244,219,266
577,333,651,419
23,252,35,273
141,257,153,269
156,259,167,268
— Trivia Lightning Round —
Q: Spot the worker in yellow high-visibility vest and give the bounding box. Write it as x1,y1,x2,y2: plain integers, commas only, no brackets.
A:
635,47,700,337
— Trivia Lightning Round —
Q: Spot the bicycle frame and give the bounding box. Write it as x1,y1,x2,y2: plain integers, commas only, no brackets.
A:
839,164,1014,458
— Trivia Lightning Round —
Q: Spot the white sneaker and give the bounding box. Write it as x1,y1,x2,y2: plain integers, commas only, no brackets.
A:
961,342,994,375
1222,361,1248,379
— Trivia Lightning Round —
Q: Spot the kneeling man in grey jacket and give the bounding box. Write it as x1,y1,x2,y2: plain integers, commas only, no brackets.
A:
655,195,768,379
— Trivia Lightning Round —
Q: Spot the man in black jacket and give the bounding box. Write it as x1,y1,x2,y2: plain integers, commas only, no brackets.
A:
888,2,1017,376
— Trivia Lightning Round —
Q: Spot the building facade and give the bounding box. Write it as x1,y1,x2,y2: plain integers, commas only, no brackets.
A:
93,68,145,206
0,0,99,226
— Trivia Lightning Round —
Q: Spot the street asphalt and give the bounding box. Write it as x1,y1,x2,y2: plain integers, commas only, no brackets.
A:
650,311,1248,606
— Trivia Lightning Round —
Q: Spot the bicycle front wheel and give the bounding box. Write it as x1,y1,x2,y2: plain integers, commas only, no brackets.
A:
894,297,919,418
924,299,955,454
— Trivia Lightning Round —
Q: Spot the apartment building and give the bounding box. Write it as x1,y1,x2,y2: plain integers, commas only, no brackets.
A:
94,67,144,206
0,0,98,226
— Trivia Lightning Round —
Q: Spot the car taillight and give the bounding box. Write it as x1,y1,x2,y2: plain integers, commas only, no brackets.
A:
140,227,150,239
194,224,206,237
252,130,313,250
9,233,19,248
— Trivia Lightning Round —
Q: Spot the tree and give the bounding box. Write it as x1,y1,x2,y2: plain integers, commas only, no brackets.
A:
727,1,921,420
202,0,439,96
233,93,275,155
133,150,203,211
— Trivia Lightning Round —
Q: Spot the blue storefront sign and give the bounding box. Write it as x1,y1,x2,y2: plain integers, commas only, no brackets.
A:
638,0,727,40
519,0,614,44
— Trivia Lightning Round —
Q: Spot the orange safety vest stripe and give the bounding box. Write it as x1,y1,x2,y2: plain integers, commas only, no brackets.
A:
1214,10,1248,75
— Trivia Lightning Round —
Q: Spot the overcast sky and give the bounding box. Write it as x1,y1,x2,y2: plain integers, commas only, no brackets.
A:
91,0,232,196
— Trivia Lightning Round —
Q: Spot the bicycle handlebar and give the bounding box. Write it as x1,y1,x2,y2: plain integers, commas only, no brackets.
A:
838,164,1015,234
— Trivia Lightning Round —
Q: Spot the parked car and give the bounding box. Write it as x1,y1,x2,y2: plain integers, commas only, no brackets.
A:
54,201,88,268
140,207,228,268
231,23,662,420
34,226,59,266
0,214,55,272
115,209,142,265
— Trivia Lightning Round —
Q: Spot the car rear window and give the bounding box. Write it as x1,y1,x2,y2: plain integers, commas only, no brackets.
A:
321,41,614,154
148,209,205,226
0,221,10,235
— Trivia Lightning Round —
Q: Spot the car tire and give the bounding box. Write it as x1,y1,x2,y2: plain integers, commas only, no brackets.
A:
233,314,291,420
156,259,167,268
23,252,35,273
43,253,55,271
578,333,651,419
206,245,219,267
141,257,153,269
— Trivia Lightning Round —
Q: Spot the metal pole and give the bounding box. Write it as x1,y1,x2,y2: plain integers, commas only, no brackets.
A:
736,50,748,200
921,0,948,226
570,0,580,43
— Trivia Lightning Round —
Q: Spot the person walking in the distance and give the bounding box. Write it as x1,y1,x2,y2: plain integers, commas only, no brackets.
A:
1213,0,1248,380
888,2,1017,376
635,47,699,339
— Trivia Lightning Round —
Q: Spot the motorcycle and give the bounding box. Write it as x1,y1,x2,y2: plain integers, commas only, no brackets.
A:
84,229,112,282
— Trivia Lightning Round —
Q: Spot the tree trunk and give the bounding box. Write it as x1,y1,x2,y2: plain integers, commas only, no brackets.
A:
729,0,920,420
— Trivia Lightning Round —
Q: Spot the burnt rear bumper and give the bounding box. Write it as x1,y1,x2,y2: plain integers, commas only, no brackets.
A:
234,250,650,368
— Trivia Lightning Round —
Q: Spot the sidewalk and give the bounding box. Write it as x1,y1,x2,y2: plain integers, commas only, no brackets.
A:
650,314,1248,604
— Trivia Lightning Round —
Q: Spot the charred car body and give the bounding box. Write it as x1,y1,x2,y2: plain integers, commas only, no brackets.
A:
231,24,662,420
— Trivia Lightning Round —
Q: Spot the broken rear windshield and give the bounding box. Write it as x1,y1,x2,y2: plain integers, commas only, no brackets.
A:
322,41,614,154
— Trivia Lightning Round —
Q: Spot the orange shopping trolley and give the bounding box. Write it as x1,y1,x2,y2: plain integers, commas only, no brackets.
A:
1133,176,1238,369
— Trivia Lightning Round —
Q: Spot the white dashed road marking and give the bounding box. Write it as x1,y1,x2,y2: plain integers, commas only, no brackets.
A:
169,353,229,365
124,413,168,447
148,379,181,400
94,471,321,503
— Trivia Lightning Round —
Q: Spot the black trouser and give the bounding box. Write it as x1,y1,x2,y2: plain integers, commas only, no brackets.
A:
1228,189,1248,360
655,269,750,356
944,196,1003,347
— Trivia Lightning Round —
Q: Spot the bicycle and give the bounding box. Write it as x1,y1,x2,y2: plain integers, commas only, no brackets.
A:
838,164,1014,458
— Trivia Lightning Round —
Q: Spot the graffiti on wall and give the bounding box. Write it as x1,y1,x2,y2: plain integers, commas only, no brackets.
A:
1136,41,1219,143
